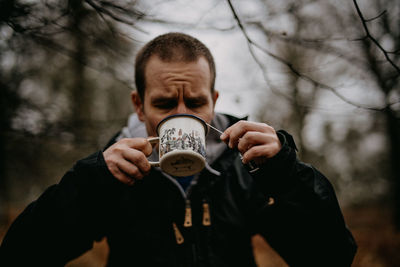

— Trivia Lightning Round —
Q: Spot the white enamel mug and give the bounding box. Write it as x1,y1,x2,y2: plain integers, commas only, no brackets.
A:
148,114,208,177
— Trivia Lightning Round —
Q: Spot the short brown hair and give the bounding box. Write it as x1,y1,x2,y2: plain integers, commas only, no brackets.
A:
134,32,216,100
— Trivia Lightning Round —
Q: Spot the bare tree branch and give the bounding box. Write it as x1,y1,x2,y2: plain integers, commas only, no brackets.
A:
364,10,387,22
246,21,372,73
353,0,400,74
226,0,384,111
84,0,146,33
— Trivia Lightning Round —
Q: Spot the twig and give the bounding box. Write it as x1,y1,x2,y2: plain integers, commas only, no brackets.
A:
353,0,400,74
84,0,146,33
365,10,387,22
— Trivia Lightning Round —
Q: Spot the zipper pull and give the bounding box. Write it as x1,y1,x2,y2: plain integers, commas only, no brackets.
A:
172,222,184,244
184,199,192,227
202,201,211,226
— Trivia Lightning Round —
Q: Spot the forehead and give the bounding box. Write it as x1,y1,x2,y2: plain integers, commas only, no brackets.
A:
144,56,212,96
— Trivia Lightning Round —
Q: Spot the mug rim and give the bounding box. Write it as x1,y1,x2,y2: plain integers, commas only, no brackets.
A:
156,113,209,136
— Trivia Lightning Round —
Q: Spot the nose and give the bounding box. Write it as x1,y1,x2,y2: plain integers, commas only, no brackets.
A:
176,102,188,114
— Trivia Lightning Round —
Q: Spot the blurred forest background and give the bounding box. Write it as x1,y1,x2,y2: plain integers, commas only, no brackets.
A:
0,0,399,266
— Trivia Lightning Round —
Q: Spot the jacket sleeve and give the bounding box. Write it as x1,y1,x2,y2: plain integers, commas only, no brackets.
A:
0,151,121,266
249,130,357,267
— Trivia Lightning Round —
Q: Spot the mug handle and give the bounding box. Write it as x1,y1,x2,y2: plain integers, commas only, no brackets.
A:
147,137,160,167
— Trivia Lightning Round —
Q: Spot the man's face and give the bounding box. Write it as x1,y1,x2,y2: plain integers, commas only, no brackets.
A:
132,55,219,137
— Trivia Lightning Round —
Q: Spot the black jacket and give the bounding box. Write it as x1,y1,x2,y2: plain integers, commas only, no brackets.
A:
0,116,357,266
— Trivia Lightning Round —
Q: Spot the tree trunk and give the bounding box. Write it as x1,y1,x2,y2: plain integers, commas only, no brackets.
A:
69,0,92,144
386,107,400,229
0,81,8,224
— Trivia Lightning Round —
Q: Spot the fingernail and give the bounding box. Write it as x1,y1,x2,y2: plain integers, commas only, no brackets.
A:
220,133,227,140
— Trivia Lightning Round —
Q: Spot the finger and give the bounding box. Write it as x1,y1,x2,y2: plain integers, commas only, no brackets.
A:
223,121,271,149
111,166,136,186
220,121,251,142
220,122,244,148
241,143,281,164
117,159,145,180
120,138,153,156
237,131,269,154
220,120,246,142
122,149,151,175
142,139,154,157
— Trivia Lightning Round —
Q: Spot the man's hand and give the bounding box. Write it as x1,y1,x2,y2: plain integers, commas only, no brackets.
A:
220,121,282,165
103,138,153,185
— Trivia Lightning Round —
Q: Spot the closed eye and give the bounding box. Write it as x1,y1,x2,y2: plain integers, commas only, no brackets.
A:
151,98,178,109
185,97,209,108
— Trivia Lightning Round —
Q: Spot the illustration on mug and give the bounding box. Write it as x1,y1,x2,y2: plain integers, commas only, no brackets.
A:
160,127,205,157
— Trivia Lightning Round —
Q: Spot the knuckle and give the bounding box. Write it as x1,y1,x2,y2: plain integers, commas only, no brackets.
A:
109,166,118,176
265,124,275,132
249,146,260,156
272,142,281,154
105,155,117,166
120,138,130,144
133,151,146,163
244,131,255,140
238,139,248,152
128,150,140,161
113,146,124,154
108,143,124,153
137,138,147,146
237,120,247,128
238,145,245,154
142,161,151,172
131,168,140,177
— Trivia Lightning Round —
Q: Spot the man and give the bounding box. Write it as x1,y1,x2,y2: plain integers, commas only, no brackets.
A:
0,32,357,266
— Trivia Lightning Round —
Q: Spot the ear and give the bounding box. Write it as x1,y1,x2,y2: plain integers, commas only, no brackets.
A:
131,91,146,122
212,90,219,107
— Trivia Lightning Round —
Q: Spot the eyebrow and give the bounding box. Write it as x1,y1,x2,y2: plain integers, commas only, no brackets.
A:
151,97,177,105
184,95,209,104
151,95,209,104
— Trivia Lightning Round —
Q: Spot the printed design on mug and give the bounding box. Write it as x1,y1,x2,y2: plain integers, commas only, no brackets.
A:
159,127,206,157
170,156,195,171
